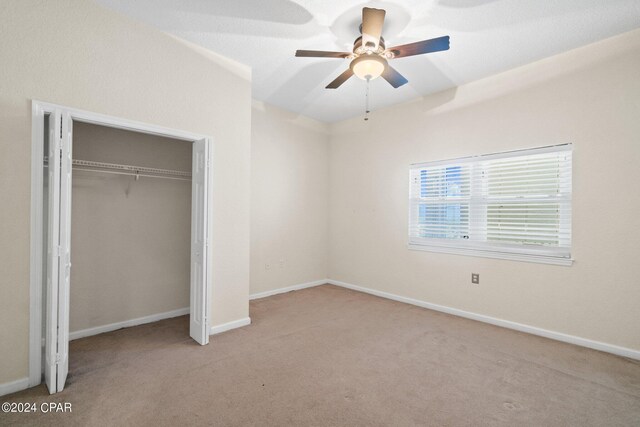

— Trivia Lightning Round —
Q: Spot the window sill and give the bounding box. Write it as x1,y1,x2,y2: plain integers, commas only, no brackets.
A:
408,244,573,266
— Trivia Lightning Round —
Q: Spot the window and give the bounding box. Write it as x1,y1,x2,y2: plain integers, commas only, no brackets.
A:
409,144,572,265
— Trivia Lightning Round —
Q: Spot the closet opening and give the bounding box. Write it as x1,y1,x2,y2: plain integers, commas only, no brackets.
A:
29,102,212,394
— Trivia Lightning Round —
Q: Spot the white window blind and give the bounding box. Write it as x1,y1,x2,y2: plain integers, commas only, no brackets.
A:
409,144,572,265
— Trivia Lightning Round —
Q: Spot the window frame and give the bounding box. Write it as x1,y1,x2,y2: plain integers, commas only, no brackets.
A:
408,144,573,266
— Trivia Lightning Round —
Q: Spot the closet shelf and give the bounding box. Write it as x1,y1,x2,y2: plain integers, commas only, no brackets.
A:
44,157,192,181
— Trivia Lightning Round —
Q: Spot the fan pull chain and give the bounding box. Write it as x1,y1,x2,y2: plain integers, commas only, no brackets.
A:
364,77,371,121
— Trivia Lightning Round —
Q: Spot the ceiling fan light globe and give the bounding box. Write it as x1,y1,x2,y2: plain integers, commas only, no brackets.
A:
350,55,387,81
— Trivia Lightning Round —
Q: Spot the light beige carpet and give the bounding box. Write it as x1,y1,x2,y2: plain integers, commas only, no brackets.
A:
3,284,640,426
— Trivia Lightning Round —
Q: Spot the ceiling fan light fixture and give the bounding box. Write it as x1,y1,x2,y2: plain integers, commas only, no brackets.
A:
350,54,387,81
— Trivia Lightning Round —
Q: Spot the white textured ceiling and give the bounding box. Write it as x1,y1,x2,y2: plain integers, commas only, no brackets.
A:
95,0,640,123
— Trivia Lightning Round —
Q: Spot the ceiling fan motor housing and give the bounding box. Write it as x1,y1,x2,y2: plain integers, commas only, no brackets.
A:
353,36,386,55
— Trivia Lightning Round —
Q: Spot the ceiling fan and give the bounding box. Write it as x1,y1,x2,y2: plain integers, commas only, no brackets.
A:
295,7,450,89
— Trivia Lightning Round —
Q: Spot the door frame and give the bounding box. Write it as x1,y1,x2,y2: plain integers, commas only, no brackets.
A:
29,100,213,387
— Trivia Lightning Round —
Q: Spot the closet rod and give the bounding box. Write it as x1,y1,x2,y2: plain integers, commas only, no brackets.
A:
72,167,191,181
44,157,192,181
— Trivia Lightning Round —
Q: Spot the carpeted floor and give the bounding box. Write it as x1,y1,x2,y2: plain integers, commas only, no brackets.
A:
2,284,640,426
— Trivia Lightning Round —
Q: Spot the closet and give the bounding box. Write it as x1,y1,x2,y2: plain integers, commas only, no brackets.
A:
34,103,212,394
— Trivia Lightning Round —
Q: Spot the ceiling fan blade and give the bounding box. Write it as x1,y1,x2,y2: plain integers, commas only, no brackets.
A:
296,50,351,58
362,7,386,51
388,35,450,58
326,68,354,89
381,65,408,88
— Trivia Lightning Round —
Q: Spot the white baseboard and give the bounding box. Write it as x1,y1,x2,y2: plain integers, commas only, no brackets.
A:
0,377,29,397
69,307,190,341
210,317,251,335
249,279,327,300
327,279,640,361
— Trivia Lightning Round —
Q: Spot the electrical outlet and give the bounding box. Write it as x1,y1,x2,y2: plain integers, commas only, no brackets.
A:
279,259,285,268
471,273,479,284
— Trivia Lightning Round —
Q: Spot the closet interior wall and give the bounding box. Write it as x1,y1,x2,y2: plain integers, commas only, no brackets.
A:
67,122,192,335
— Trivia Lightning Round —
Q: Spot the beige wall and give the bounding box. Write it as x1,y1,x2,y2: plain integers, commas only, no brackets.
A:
328,29,640,351
0,0,251,385
250,102,329,295
70,123,191,332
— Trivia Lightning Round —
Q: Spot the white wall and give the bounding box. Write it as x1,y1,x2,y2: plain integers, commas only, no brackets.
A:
70,123,191,333
250,102,330,295
328,29,640,352
0,0,251,386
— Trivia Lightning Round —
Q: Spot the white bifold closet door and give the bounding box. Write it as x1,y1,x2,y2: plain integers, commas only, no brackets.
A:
45,111,72,394
190,138,209,345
